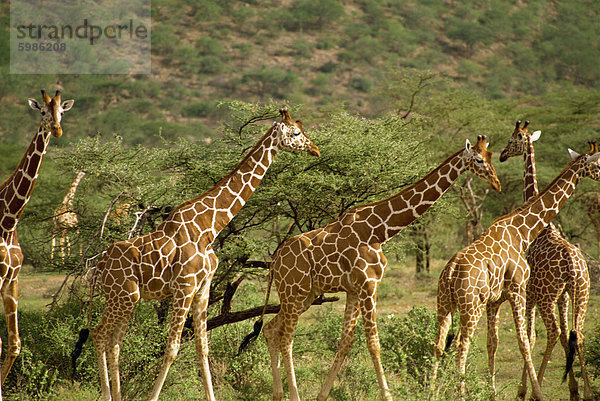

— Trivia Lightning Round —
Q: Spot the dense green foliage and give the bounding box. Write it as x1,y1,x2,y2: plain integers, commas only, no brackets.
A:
1,300,495,400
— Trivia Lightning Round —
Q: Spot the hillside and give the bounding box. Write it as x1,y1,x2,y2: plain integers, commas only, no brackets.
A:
2,0,600,147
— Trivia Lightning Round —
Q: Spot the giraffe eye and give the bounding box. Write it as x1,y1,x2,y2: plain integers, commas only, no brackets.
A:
41,111,46,115
475,158,484,164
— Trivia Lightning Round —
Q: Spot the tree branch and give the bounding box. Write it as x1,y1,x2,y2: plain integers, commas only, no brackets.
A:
206,295,339,331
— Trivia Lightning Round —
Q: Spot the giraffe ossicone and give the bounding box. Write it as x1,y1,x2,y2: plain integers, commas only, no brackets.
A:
80,109,319,401
0,90,72,400
241,135,500,401
432,139,600,401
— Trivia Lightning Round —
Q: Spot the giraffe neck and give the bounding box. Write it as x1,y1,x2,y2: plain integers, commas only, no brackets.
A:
523,137,539,202
372,149,467,243
0,126,52,234
179,126,280,240
507,156,584,248
62,172,85,207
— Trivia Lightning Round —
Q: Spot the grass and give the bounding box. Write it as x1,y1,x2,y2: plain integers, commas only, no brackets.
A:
6,259,600,400
17,265,68,312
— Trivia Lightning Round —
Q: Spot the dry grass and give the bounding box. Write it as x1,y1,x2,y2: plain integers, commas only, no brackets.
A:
17,265,70,311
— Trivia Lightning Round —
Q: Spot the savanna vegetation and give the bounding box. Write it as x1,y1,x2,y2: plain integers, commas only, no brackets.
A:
2,0,600,399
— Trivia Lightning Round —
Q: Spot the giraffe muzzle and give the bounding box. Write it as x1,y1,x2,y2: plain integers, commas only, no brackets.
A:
308,143,321,157
51,124,63,138
491,178,501,192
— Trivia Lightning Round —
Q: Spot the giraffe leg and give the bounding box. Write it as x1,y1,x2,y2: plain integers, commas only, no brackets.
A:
360,290,392,401
263,313,284,401
0,279,20,383
191,281,216,401
148,291,194,401
317,292,361,401
65,233,71,259
59,232,67,263
507,290,543,401
278,302,303,401
92,299,121,401
572,284,593,401
106,301,137,401
51,233,56,262
575,331,593,401
486,300,502,398
537,297,560,389
430,308,452,399
518,299,536,400
455,302,485,397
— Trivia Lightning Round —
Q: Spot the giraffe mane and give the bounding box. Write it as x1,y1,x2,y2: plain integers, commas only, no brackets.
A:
173,124,277,213
343,148,465,214
489,154,584,225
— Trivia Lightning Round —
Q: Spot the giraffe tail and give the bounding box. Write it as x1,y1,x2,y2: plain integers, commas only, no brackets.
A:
563,330,577,382
443,311,455,355
70,328,90,380
237,266,273,356
70,269,98,380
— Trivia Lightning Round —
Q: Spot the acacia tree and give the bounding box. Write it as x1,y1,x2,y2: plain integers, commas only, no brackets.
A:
48,101,430,326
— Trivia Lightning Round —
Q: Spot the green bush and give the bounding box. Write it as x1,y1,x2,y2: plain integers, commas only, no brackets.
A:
197,55,226,75
350,76,373,93
152,24,178,55
379,306,436,384
182,101,214,118
290,39,314,58
195,36,224,57
241,67,300,98
585,322,600,379
280,0,345,31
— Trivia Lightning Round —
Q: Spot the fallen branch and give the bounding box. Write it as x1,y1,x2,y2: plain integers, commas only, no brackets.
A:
205,295,339,331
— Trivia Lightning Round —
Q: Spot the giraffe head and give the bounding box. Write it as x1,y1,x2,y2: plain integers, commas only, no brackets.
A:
568,141,600,181
28,90,74,138
499,120,541,162
462,135,501,191
275,108,320,157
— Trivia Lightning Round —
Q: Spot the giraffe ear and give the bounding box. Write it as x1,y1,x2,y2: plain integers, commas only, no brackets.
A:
531,130,541,142
61,99,74,111
568,148,580,160
465,138,472,152
28,98,42,111
587,152,600,163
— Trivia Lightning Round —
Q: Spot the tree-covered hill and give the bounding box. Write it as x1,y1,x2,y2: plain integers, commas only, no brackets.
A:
2,0,600,147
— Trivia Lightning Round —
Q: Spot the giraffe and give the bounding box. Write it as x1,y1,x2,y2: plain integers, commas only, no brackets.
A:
85,109,319,401
51,171,85,263
242,135,501,401
498,121,593,401
431,143,600,401
0,90,73,398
